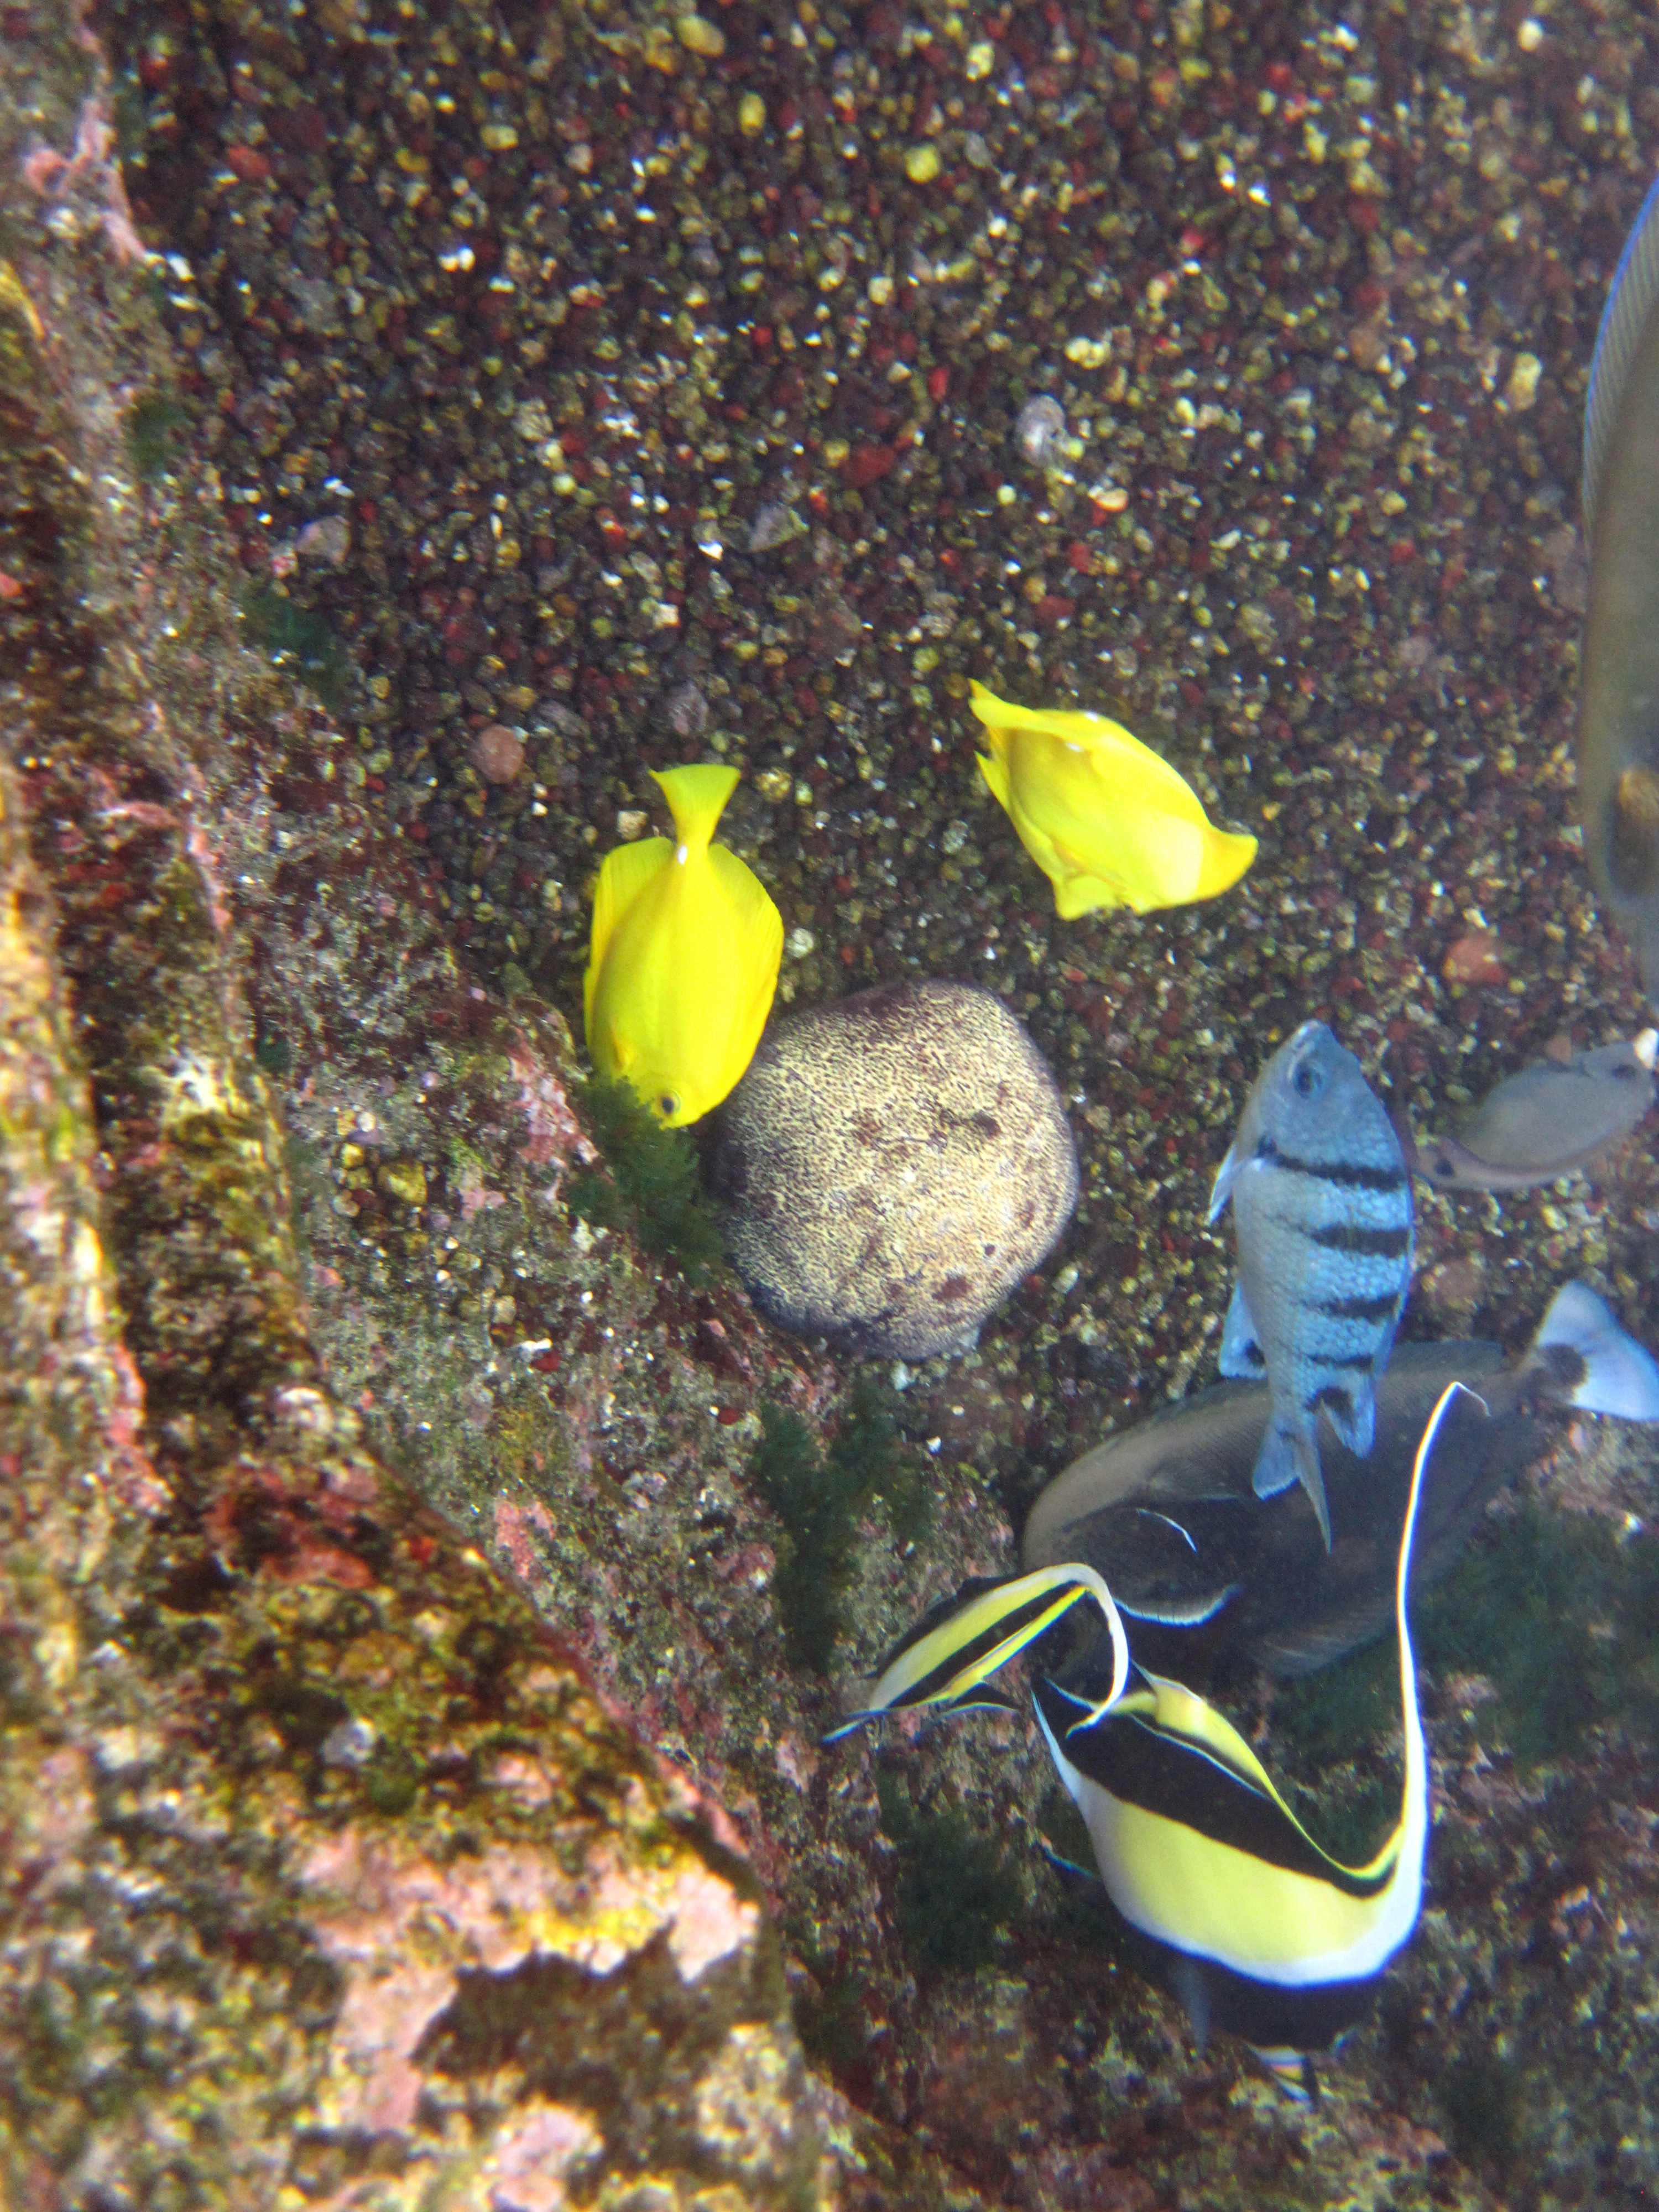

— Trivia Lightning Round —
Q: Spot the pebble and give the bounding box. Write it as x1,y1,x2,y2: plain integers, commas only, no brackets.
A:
1016,396,1067,467
1443,930,1509,986
675,13,724,57
296,515,351,566
471,725,525,784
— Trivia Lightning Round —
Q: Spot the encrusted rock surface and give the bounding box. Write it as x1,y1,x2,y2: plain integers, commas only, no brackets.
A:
711,979,1080,1358
0,28,837,2210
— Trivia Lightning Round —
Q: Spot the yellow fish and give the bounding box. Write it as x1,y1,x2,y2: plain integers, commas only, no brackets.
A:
583,764,782,1127
969,680,1258,920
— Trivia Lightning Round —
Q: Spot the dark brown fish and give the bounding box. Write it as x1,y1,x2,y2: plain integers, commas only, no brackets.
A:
1023,1285,1659,1679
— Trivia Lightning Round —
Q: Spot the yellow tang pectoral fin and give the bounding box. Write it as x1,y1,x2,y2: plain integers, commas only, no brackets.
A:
583,836,671,1050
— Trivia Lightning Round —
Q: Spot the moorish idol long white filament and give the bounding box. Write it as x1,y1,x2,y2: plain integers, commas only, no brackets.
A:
836,1381,1474,2092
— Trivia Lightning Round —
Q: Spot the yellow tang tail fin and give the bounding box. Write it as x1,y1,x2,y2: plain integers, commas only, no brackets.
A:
826,1562,1129,1744
653,762,742,852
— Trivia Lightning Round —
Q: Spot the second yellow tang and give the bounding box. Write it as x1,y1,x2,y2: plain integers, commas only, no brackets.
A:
969,680,1257,919
583,764,782,1126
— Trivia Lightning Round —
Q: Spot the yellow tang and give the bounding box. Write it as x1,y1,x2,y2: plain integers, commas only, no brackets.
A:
969,679,1257,920
583,764,782,1127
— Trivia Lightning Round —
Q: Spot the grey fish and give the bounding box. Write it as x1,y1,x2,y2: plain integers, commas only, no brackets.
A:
1413,1032,1657,1193
1578,170,1659,1001
1207,1021,1414,1549
1024,1284,1659,1680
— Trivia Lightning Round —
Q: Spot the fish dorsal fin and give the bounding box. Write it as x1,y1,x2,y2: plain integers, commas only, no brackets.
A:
653,762,741,852
1531,1281,1659,1420
1585,169,1659,535
583,835,672,1039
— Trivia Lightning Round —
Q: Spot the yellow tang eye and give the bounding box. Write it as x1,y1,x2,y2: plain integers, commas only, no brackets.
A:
659,1094,679,1118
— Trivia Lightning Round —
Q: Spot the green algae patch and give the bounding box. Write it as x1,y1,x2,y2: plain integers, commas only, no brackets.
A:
751,1376,932,1672
568,1073,724,1284
237,580,347,709
122,390,187,482
1416,1504,1659,1768
875,1770,1024,1976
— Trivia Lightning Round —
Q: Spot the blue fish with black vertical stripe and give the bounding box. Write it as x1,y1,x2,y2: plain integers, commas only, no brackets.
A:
1207,1022,1414,1550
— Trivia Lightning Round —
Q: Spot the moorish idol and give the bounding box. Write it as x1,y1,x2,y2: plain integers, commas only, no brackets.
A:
836,1382,1470,2094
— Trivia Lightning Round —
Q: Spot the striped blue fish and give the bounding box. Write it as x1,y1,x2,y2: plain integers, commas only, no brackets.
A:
1207,1022,1414,1548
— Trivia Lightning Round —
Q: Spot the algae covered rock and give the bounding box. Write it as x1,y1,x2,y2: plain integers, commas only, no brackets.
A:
709,979,1079,1358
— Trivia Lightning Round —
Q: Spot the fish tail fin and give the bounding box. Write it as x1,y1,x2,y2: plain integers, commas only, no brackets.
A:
1254,1416,1332,1550
653,762,741,851
1190,826,1258,901
1527,1281,1659,1420
828,1562,1130,1741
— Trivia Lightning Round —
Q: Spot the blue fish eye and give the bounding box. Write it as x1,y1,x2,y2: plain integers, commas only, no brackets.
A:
1292,1060,1323,1098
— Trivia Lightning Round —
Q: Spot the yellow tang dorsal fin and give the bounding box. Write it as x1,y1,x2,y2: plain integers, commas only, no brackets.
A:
653,763,742,854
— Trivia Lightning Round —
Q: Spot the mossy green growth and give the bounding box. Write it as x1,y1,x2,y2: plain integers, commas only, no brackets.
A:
567,1074,724,1284
1438,2043,1522,2173
750,1376,933,1672
1416,1502,1659,1767
238,581,347,709
1268,1503,1659,1784
875,1768,1024,1974
123,391,189,482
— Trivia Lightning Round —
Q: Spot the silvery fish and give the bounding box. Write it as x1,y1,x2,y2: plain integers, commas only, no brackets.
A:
1579,171,1659,1002
1412,1032,1657,1193
1207,1021,1414,1549
1023,1282,1659,1681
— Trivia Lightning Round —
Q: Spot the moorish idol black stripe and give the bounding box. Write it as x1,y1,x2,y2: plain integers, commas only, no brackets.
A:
834,1380,1472,2095
824,1560,1130,1745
